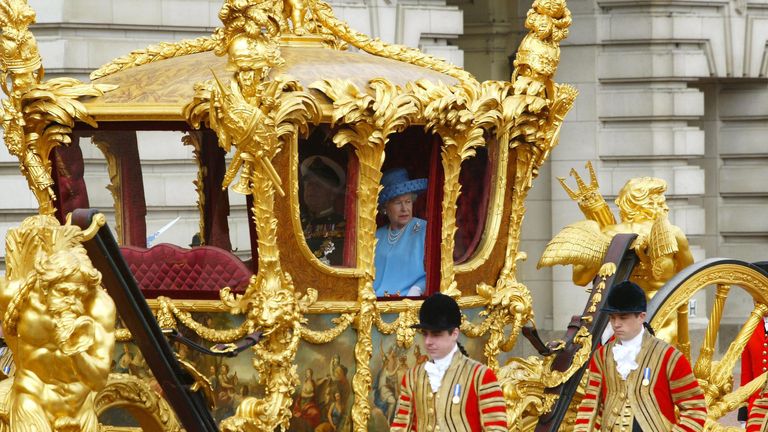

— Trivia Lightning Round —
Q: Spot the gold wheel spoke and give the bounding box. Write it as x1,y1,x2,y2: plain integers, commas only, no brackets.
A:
694,284,729,384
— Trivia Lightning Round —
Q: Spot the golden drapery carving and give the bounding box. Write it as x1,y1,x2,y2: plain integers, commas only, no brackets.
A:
0,213,116,431
0,0,115,215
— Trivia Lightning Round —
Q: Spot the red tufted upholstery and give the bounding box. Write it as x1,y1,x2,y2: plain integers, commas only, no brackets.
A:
120,244,253,299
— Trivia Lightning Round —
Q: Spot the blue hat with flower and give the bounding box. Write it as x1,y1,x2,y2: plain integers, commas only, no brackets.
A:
379,168,428,205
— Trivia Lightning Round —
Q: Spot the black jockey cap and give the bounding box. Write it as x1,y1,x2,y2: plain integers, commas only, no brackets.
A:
601,280,647,314
301,156,343,189
411,293,462,331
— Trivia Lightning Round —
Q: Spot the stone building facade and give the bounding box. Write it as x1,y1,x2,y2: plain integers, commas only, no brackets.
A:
1,0,766,335
451,0,768,335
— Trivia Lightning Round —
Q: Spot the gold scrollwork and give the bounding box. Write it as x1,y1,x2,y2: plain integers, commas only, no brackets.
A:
94,373,182,432
498,326,592,430
308,0,475,85
90,36,217,81
409,79,485,297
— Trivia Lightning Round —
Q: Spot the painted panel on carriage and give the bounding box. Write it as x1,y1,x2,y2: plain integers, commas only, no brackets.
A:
100,308,488,429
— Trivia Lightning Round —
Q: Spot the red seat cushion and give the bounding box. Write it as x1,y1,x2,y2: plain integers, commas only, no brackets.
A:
120,244,253,300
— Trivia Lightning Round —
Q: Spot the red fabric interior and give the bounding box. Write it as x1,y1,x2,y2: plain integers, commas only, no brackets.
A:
454,147,491,263
52,137,90,223
120,244,253,299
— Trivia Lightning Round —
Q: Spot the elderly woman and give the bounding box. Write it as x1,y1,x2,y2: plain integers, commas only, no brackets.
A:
374,168,428,297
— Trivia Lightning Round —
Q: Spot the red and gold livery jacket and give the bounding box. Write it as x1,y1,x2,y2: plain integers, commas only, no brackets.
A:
575,332,707,431
390,353,508,432
747,382,768,431
742,322,768,419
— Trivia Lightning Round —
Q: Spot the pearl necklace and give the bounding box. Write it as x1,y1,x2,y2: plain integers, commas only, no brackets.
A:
387,223,406,244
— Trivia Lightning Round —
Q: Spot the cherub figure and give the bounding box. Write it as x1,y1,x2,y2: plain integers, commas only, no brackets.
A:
539,163,693,341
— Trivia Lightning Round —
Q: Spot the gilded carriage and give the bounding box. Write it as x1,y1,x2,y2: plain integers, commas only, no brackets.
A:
0,0,767,431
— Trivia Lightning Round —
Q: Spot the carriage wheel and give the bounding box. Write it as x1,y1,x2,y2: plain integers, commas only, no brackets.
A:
647,259,768,430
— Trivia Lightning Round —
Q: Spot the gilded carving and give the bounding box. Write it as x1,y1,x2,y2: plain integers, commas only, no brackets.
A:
307,0,475,84
182,131,207,245
0,0,601,429
189,65,320,430
90,36,218,81
0,0,115,215
409,79,484,297
94,373,182,432
310,77,421,431
90,132,125,244
540,168,693,342
498,326,592,430
0,213,115,431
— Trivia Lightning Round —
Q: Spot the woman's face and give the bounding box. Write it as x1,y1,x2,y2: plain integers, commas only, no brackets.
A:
385,194,414,229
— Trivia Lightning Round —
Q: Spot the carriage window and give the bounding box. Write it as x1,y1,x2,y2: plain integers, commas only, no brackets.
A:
299,128,354,267
454,146,491,263
135,131,200,248
375,128,440,298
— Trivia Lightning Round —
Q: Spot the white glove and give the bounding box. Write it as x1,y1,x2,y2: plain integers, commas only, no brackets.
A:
405,285,423,296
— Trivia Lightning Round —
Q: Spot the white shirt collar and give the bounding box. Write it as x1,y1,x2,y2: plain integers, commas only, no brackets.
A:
612,327,644,380
424,344,458,393
433,344,458,369
619,327,645,348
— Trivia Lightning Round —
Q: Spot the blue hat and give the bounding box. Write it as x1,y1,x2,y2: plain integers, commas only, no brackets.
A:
379,168,427,205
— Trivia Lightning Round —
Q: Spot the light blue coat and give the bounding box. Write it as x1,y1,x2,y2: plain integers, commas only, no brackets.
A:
374,217,427,297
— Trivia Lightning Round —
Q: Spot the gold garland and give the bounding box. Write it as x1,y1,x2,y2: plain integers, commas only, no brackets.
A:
300,313,355,344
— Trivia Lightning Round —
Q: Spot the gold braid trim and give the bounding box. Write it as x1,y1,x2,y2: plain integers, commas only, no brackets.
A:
89,36,217,80
309,0,476,85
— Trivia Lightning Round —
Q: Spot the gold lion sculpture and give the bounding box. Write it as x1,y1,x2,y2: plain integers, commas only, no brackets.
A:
0,215,115,432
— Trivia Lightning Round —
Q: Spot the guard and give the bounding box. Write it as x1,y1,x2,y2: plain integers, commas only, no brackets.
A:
574,281,708,431
390,293,508,431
